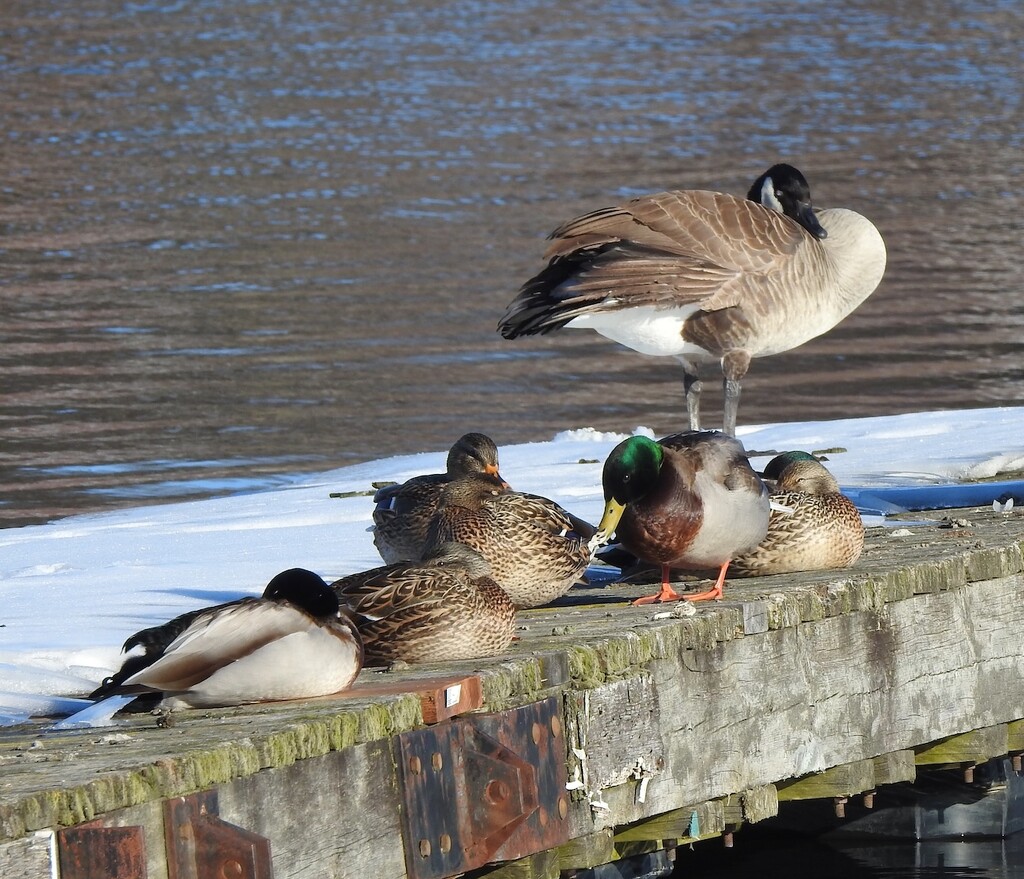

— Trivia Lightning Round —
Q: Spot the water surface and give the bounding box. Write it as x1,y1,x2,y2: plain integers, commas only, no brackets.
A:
2,0,1022,526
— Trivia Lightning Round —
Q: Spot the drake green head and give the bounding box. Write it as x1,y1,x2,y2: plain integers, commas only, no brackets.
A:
596,435,665,543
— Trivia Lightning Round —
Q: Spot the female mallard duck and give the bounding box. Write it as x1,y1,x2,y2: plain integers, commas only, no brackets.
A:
424,475,594,608
89,568,363,710
499,164,886,435
595,431,770,604
371,432,507,564
332,542,516,664
729,451,864,576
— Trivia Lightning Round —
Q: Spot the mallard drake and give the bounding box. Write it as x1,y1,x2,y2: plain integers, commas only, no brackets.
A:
499,164,886,435
89,568,363,709
594,431,770,604
371,432,507,564
424,475,594,608
729,451,864,576
331,542,516,664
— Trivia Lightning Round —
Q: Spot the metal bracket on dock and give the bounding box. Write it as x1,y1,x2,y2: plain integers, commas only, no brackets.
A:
396,696,570,879
165,791,274,879
57,822,147,879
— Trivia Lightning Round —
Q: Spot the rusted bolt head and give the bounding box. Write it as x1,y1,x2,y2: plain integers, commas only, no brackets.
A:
419,839,432,858
538,807,548,827
550,716,562,738
439,834,452,854
221,861,243,879
486,779,511,804
558,797,568,819
409,755,422,774
532,721,543,744
431,752,443,771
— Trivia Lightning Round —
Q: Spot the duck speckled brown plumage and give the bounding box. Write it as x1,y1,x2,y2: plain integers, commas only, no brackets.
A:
499,164,886,435
729,451,864,576
594,431,770,604
371,433,507,564
424,476,594,609
331,542,516,664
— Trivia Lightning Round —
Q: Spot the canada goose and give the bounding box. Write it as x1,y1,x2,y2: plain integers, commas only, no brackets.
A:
332,542,516,664
594,431,770,603
88,568,363,710
498,164,886,435
370,432,508,564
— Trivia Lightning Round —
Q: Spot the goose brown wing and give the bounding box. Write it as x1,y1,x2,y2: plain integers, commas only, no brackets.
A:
501,190,810,337
546,190,806,270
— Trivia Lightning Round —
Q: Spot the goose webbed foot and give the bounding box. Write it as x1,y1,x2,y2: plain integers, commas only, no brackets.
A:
683,371,702,431
721,350,751,437
722,378,741,437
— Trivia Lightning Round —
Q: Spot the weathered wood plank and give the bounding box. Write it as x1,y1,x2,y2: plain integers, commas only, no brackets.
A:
584,573,1024,832
564,674,664,803
472,849,560,879
554,830,615,871
0,831,55,879
613,800,724,843
871,750,917,786
218,739,405,879
1007,719,1024,753
610,838,662,860
914,724,1008,767
777,759,876,801
739,785,780,823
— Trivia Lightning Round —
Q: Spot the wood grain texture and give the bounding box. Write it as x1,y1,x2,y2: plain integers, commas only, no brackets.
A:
218,740,405,879
576,573,1024,832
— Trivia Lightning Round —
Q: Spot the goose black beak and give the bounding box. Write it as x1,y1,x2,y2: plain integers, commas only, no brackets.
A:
798,203,828,239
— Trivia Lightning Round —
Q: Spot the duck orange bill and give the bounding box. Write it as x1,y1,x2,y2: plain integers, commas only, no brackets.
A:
488,466,511,489
593,498,627,546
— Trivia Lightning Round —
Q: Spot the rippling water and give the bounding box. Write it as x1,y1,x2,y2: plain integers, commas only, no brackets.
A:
2,0,1022,528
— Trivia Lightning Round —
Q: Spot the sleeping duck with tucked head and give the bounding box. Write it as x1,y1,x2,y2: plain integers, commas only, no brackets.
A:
332,542,516,665
88,567,363,711
729,451,865,576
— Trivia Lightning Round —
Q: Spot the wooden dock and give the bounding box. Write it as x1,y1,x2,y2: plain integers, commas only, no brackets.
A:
3,505,1024,879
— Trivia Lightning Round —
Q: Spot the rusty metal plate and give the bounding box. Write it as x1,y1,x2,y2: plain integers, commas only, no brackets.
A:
194,811,274,879
396,722,466,879
58,822,147,879
165,790,274,879
396,696,570,879
465,696,569,863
